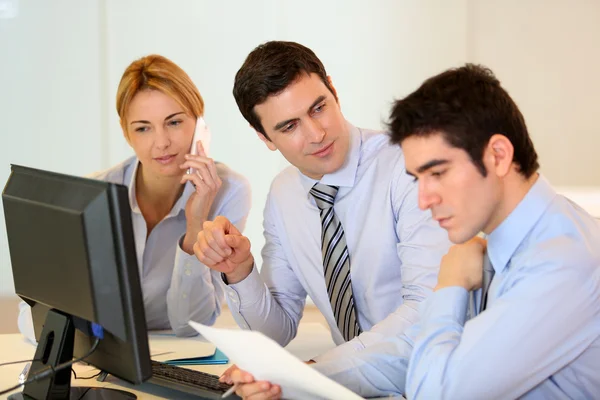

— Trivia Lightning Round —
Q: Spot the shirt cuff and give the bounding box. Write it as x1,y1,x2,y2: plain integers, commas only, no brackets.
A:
174,235,212,282
421,286,469,327
224,264,267,307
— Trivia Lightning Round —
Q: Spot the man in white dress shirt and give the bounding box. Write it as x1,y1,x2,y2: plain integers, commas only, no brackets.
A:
194,41,450,377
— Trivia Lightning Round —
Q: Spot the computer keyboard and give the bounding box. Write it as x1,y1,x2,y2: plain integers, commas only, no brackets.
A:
149,360,241,399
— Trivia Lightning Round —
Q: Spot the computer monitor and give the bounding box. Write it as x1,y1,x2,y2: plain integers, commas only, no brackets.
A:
2,164,152,399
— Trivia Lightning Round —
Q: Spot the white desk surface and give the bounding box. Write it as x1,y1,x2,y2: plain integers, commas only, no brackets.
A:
0,320,404,399
0,322,340,399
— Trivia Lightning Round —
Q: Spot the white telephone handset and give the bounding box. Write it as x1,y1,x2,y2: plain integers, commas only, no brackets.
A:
188,117,212,174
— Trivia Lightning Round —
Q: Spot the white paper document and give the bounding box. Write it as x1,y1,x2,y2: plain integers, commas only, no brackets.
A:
188,321,363,400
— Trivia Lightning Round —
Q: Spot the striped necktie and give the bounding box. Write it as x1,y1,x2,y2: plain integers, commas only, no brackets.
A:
310,183,361,341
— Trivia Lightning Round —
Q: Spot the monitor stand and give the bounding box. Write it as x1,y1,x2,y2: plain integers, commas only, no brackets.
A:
9,310,137,400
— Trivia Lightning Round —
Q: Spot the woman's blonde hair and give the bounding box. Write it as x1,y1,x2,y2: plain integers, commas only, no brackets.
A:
116,54,204,129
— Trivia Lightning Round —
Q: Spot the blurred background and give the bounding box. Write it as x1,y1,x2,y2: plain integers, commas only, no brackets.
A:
1,0,599,331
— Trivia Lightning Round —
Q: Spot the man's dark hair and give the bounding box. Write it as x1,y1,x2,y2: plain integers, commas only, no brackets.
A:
233,41,337,138
388,63,539,177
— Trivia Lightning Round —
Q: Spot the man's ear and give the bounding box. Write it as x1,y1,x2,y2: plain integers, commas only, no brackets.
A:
255,129,277,151
327,75,339,104
486,134,514,177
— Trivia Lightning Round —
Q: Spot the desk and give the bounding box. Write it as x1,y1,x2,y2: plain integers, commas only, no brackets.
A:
0,322,337,399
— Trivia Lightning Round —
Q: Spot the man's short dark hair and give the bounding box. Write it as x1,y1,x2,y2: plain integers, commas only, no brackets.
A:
388,63,539,177
233,41,337,138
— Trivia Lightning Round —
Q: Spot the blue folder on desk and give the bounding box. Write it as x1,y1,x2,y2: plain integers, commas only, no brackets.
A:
163,348,229,366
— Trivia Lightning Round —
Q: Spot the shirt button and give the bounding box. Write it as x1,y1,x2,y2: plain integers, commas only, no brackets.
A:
185,261,192,268
185,269,192,276
182,293,188,299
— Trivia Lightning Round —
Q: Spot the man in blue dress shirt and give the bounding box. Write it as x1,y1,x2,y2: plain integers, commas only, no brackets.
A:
310,64,600,399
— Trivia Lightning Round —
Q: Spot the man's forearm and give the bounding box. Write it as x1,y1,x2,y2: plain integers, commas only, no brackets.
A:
226,266,305,346
313,333,413,398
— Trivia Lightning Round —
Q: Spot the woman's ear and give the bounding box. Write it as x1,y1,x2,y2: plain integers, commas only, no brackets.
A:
121,119,132,145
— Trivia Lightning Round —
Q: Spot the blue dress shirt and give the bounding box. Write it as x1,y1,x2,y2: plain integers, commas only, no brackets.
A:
314,175,600,399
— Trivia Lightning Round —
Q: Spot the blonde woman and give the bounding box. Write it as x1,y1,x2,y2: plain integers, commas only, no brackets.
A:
18,55,251,339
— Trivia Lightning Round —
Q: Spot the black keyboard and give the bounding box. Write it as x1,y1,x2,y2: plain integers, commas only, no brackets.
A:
149,360,241,399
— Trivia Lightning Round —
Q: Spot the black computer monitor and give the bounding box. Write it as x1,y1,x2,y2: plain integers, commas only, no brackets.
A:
2,164,152,399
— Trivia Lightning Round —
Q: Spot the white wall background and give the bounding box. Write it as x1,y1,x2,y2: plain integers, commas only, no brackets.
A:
467,0,600,186
0,0,598,299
